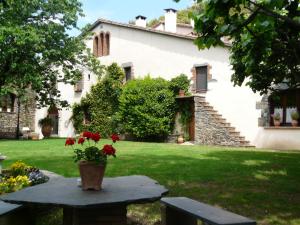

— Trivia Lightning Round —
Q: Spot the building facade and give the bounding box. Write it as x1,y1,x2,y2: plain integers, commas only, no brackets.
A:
33,9,300,150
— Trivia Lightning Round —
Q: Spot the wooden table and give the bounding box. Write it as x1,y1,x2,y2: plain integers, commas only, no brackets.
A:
1,175,168,225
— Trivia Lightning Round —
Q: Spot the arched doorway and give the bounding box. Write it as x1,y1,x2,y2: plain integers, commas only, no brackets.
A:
48,106,59,135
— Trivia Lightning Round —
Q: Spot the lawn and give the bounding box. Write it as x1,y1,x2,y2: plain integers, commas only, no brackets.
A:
0,139,300,225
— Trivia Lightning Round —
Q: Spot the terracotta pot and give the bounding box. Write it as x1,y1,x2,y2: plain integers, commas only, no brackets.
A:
41,125,52,138
274,120,281,127
179,90,185,97
79,161,105,191
292,120,298,127
177,135,184,144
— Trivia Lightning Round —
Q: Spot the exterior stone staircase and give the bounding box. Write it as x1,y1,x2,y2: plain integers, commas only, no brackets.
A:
194,96,254,147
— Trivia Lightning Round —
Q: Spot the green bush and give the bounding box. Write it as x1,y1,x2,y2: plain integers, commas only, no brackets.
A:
72,63,124,137
117,76,176,140
169,74,191,96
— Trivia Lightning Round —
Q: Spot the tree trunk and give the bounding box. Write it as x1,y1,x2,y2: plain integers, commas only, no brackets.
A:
16,97,21,139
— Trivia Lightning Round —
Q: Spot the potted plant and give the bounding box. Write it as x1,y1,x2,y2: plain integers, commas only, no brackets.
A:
291,110,299,127
177,133,184,144
272,112,281,127
65,132,120,191
38,117,53,138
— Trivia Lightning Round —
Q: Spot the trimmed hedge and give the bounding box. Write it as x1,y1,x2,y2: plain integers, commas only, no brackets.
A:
117,76,176,140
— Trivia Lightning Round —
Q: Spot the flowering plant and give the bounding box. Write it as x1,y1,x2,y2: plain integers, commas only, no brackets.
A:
65,131,120,165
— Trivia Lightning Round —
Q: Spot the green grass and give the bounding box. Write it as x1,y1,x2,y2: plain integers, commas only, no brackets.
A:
1,139,300,225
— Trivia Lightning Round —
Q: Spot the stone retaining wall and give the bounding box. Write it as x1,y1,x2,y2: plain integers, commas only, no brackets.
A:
0,95,35,139
194,96,245,146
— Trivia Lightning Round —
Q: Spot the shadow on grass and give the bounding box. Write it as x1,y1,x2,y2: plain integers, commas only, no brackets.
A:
3,149,300,225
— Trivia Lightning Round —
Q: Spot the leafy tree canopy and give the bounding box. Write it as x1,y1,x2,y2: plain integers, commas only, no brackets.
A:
0,0,103,107
175,0,300,94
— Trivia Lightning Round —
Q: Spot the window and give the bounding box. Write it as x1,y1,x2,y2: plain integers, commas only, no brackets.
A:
269,89,300,126
93,36,99,57
94,32,110,57
74,75,84,92
124,67,132,81
99,32,104,56
0,94,15,113
104,33,110,56
195,65,208,91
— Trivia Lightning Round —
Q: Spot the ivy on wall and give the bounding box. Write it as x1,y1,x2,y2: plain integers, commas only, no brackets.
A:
72,63,124,137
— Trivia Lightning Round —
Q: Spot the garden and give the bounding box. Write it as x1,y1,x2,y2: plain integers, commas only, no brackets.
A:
0,139,299,225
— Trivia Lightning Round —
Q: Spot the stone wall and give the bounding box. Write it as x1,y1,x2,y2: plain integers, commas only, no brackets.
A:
0,94,35,139
256,94,270,127
194,96,249,147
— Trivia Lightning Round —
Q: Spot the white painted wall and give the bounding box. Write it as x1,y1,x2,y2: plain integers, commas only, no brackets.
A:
34,21,267,147
255,127,300,150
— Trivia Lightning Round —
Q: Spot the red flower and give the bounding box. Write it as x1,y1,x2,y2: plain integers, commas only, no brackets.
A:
78,137,85,145
91,132,101,142
83,131,93,139
65,138,75,146
111,134,120,143
102,144,116,156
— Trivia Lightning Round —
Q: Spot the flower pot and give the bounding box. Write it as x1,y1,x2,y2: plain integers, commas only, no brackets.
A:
177,135,184,144
79,161,105,191
292,120,298,127
274,120,281,127
179,90,185,97
41,125,52,138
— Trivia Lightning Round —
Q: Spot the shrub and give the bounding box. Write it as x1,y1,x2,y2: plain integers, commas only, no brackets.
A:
117,76,176,140
169,74,191,96
10,161,29,177
72,63,125,137
0,175,30,194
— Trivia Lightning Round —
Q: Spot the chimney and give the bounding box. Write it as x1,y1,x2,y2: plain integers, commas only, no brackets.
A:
164,8,177,33
135,15,147,28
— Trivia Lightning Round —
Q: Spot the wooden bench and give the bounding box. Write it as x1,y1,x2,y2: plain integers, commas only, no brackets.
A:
161,197,256,225
0,201,27,225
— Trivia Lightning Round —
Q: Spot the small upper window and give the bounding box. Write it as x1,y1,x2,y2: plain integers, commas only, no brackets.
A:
95,32,110,57
104,33,110,56
195,65,208,92
74,75,84,92
93,36,99,57
124,67,132,82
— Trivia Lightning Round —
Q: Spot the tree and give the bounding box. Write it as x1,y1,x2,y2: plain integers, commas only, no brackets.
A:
117,76,176,140
0,0,103,138
175,0,300,94
0,0,103,108
72,63,124,137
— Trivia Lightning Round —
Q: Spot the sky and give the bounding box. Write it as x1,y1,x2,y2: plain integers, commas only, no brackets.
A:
71,0,193,36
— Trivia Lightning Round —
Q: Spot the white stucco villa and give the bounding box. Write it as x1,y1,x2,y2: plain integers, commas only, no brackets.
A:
34,9,300,150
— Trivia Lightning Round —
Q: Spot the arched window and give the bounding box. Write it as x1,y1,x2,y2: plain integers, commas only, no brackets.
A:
105,32,110,56
93,36,99,57
99,32,105,57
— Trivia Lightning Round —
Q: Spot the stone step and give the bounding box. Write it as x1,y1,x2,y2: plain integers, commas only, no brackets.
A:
204,105,213,109
226,127,236,132
220,122,231,127
229,131,240,136
215,118,226,123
